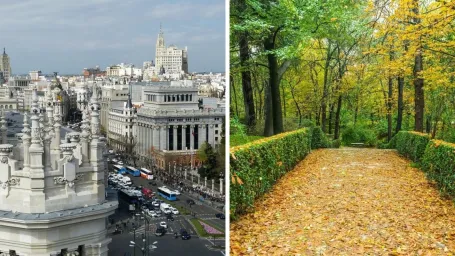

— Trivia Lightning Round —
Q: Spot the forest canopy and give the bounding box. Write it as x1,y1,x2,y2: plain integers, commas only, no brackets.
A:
230,0,455,146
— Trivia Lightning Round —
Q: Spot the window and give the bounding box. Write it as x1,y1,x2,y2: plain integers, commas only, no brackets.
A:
215,137,218,141
215,124,218,128
116,94,118,96
215,130,218,134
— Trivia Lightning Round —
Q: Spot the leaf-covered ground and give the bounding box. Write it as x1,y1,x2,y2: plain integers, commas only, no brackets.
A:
231,148,455,255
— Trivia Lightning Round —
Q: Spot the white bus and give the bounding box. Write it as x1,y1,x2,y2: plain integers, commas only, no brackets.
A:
140,168,153,180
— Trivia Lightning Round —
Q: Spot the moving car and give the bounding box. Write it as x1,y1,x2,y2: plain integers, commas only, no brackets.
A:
215,213,225,219
155,227,166,236
170,208,179,215
159,221,167,229
180,229,191,240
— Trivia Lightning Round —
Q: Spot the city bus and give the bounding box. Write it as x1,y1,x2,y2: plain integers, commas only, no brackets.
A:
113,165,127,174
140,168,153,180
117,189,140,211
125,166,141,177
157,186,177,201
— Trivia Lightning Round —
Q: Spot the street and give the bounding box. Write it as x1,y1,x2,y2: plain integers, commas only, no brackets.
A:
107,171,226,255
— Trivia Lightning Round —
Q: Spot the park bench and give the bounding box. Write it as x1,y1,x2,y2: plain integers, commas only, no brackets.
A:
350,143,366,148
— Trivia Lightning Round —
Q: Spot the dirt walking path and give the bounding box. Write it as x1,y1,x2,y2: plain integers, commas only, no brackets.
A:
231,148,455,255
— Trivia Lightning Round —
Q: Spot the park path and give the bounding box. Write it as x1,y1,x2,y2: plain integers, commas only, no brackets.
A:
230,148,455,255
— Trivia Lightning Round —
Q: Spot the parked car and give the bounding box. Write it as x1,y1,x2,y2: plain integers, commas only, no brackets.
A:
180,229,191,240
170,208,179,215
159,221,167,229
166,215,174,221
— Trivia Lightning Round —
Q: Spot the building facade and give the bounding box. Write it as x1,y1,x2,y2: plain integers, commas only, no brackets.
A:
29,70,42,81
107,84,137,151
0,84,116,255
83,67,106,78
155,28,188,75
134,80,223,170
0,48,11,82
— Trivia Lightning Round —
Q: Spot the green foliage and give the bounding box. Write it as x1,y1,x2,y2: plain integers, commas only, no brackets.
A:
394,131,430,163
421,140,455,198
230,116,247,136
377,135,398,149
197,143,220,180
331,139,342,148
230,128,312,219
230,135,264,147
311,126,331,149
341,126,377,146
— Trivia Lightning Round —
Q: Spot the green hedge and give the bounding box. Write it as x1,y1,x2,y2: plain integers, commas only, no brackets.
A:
230,128,312,219
394,131,430,162
421,140,455,197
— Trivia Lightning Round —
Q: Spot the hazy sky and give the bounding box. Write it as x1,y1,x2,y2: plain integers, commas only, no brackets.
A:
0,0,225,74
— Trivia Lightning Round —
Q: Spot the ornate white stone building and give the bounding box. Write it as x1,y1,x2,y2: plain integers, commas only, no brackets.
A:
155,27,188,75
134,80,224,170
0,83,117,255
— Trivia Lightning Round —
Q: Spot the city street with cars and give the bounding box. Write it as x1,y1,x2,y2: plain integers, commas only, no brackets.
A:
105,157,226,256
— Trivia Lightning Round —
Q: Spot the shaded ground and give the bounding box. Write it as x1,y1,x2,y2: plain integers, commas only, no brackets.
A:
231,148,455,255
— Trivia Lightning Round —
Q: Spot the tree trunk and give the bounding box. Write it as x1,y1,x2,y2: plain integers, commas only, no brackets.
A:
239,29,256,127
431,119,438,139
396,76,404,133
321,43,332,133
387,77,393,142
328,104,334,134
263,81,274,136
281,85,286,119
413,0,424,132
230,75,239,117
264,36,283,134
334,95,342,140
426,116,431,134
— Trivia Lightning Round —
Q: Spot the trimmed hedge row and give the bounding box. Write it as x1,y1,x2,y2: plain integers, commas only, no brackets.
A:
395,131,430,162
422,140,455,197
230,127,337,219
394,131,455,199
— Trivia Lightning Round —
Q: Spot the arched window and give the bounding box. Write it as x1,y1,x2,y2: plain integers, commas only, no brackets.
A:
172,95,175,102
189,94,192,101
164,95,166,102
9,105,12,109
185,94,189,101
181,94,185,102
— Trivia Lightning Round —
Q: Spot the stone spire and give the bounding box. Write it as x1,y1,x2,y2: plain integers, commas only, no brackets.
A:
80,104,91,167
30,87,41,147
126,77,133,109
0,110,7,144
21,112,31,171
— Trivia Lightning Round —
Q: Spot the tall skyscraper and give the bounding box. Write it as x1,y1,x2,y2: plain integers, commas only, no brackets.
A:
0,48,11,82
154,25,189,75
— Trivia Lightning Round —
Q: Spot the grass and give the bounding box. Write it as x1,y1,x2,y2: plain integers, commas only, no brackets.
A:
189,218,225,238
230,134,264,147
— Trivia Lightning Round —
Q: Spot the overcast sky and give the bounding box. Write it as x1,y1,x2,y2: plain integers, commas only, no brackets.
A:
0,0,225,74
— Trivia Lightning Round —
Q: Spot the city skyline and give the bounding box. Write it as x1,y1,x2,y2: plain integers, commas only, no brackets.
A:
0,0,225,74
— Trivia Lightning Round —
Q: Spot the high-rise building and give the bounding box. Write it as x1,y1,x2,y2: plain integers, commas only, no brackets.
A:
0,48,12,82
155,26,188,75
